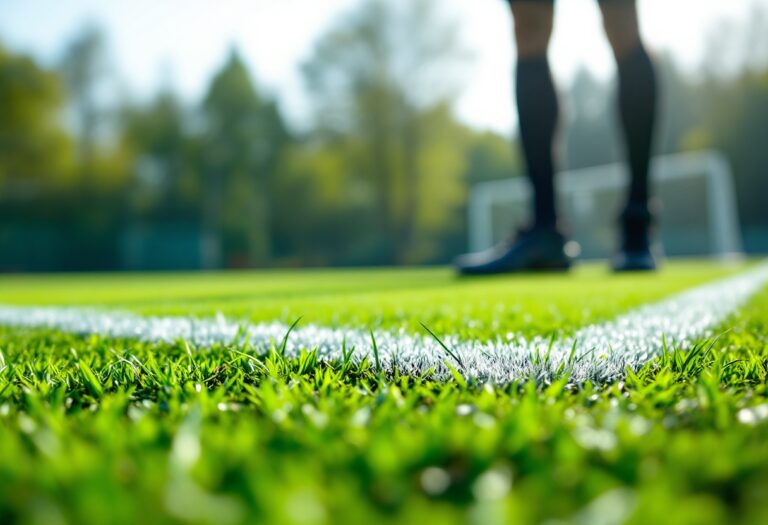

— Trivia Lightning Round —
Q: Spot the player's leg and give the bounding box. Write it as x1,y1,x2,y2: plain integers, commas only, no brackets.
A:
456,0,571,276
513,1,559,232
600,0,659,271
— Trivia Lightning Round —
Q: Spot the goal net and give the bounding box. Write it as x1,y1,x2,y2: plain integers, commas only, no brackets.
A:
467,151,743,259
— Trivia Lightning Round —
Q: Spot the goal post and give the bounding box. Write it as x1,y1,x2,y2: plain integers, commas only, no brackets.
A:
468,150,744,259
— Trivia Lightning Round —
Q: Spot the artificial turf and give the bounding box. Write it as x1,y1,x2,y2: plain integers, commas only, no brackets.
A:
0,261,767,524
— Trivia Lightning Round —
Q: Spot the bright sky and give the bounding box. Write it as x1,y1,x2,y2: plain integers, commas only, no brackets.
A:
0,0,762,134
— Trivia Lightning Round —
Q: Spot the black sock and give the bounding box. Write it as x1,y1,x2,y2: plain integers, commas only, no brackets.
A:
516,56,559,230
617,43,658,214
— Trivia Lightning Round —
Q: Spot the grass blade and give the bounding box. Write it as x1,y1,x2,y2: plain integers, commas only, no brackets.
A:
279,316,303,359
420,322,464,370
369,329,381,372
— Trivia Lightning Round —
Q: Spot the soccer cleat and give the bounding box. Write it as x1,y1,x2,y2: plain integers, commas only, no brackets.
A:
455,226,574,276
612,204,659,273
612,249,657,273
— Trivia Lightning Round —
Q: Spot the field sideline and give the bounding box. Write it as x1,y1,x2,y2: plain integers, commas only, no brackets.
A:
1,261,768,524
0,261,750,338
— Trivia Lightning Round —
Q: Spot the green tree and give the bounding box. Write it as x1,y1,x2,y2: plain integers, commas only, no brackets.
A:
562,68,620,170
302,0,470,264
691,69,768,242
0,43,127,271
0,43,73,195
120,90,200,218
201,49,290,267
59,25,107,182
465,131,522,186
271,141,372,265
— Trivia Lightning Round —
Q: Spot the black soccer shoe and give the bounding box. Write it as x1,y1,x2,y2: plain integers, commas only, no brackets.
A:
612,204,659,273
455,227,573,276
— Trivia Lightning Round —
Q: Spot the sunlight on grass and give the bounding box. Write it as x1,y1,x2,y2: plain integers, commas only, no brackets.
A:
0,261,752,339
0,281,767,524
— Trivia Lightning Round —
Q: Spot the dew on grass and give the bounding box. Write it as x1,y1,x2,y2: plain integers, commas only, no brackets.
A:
472,466,512,502
18,414,36,434
271,409,288,424
473,412,496,429
628,416,651,436
302,404,329,429
350,407,371,427
420,467,451,496
171,431,200,470
737,404,768,425
573,426,617,452
456,404,475,416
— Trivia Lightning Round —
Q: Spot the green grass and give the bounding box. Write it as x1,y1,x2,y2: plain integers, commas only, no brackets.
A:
0,261,748,339
1,261,767,525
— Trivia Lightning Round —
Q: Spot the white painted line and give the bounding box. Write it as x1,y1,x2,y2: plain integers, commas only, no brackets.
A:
0,264,767,384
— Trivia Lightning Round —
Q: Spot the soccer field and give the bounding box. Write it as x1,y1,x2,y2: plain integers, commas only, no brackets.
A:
1,261,768,524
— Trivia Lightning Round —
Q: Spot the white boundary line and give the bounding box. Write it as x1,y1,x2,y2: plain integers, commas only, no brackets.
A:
1,264,767,384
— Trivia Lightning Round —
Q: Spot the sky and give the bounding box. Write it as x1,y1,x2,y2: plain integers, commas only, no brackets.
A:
0,0,763,134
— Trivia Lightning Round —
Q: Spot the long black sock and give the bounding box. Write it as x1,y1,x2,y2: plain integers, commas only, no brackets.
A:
617,43,658,213
516,55,559,230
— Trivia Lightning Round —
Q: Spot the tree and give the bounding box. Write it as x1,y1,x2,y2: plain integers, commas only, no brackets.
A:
562,68,621,170
120,90,199,217
0,43,129,271
693,69,768,240
201,49,290,267
0,43,73,195
302,0,470,264
59,25,108,182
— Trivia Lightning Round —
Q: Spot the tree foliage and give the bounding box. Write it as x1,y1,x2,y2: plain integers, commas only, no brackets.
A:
0,43,73,193
201,50,290,266
3,1,767,271
301,0,472,264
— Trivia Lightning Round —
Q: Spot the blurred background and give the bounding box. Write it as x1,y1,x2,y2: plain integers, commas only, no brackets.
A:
0,0,767,272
